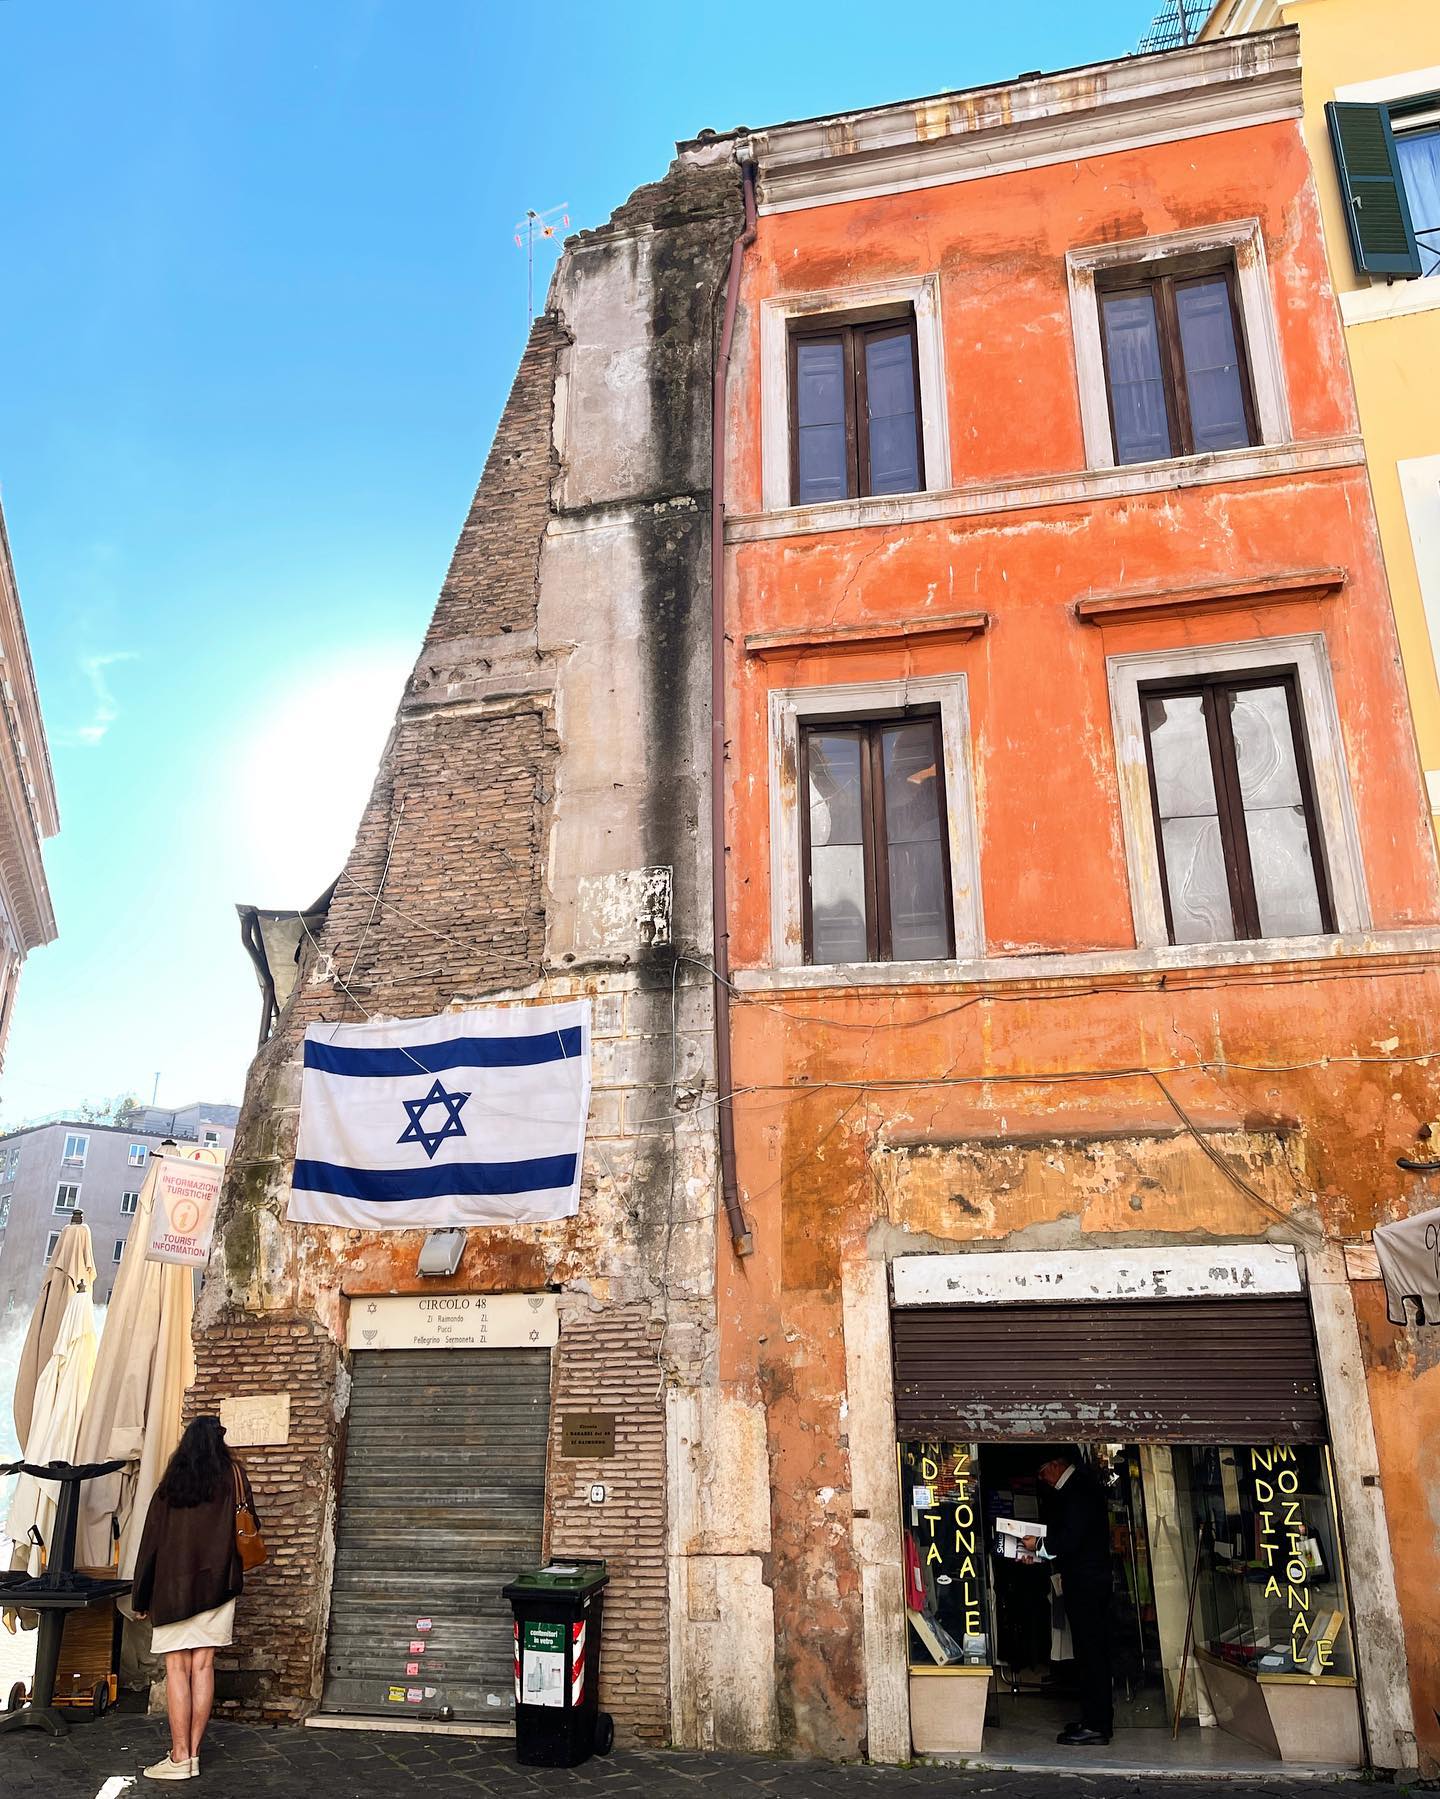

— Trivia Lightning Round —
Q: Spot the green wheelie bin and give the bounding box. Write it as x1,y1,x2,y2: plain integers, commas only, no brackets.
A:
502,1560,613,1766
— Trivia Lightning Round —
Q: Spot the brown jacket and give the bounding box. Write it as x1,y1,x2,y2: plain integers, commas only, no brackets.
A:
131,1459,259,1627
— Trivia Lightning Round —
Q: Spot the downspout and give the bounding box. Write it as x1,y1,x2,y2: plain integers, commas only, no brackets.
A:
711,145,757,1258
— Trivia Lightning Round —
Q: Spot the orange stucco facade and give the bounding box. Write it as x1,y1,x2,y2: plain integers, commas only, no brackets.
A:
715,75,1440,1772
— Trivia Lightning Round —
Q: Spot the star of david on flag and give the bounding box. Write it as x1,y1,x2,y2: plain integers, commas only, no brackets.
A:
288,1000,591,1228
398,1080,471,1159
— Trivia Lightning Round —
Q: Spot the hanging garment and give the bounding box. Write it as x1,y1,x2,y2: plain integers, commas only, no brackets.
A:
1373,1205,1440,1326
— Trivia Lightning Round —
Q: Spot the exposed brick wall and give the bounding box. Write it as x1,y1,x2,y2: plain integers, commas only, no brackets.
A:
186,1315,338,1719
275,318,565,1033
287,705,551,1026
427,315,564,645
547,1305,669,1746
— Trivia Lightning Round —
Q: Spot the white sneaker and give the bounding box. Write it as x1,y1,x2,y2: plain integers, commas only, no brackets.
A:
142,1753,195,1780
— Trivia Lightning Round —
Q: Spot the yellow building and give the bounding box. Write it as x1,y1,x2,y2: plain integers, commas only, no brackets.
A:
1204,0,1440,828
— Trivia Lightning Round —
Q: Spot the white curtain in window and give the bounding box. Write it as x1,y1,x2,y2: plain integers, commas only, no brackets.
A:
1397,127,1440,274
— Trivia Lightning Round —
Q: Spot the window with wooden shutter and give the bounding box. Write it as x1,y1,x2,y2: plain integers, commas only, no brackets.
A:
1326,101,1423,278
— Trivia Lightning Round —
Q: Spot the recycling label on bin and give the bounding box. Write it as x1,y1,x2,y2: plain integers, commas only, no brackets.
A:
519,1619,566,1708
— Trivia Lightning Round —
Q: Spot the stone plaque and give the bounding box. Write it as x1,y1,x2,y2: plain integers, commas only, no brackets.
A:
560,1413,616,1459
219,1392,291,1448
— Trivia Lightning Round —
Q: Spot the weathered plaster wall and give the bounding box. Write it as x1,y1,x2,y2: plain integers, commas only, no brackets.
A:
1352,1267,1440,1769
716,93,1440,1766
720,969,1440,1758
195,146,767,1749
724,121,1355,516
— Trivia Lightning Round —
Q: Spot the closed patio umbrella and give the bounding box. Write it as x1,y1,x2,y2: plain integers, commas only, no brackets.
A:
12,1220,96,1451
73,1155,195,1591
5,1281,99,1574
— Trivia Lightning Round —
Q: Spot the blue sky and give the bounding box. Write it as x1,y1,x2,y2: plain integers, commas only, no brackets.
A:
0,0,1143,1124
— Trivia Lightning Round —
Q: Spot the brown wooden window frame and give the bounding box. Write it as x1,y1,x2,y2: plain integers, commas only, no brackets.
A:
798,711,955,965
1138,667,1335,946
1096,259,1259,464
788,310,925,505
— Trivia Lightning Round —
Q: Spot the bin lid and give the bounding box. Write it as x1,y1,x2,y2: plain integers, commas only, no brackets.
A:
503,1559,609,1598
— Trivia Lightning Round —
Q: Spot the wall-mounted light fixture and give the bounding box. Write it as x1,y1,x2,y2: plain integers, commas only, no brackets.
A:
417,1229,465,1278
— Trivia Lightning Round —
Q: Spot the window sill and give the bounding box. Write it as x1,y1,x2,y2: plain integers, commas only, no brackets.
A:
1338,279,1440,328
726,437,1364,544
735,926,1440,993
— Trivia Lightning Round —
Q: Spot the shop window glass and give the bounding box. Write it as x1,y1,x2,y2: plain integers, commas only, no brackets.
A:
1176,1443,1354,1680
899,1440,991,1668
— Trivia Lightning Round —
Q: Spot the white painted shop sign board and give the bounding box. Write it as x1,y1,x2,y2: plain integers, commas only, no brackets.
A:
891,1244,1302,1308
347,1292,559,1351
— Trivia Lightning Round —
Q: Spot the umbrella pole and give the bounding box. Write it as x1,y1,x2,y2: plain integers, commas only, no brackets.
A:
1172,1521,1207,1741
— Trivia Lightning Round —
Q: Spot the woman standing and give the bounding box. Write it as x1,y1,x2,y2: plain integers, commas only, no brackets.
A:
131,1415,259,1781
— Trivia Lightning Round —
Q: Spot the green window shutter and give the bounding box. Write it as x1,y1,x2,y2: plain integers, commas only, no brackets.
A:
1326,101,1422,278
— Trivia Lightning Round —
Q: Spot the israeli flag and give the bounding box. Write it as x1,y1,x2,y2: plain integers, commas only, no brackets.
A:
288,1000,591,1229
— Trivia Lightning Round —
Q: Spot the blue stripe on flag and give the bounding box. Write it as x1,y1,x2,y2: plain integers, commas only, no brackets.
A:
304,1027,583,1078
292,1156,577,1203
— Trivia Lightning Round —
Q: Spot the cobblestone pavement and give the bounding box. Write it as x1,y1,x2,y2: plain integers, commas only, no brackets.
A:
0,1718,1420,1799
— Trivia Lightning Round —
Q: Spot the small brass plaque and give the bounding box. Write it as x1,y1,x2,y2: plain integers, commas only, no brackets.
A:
560,1413,616,1459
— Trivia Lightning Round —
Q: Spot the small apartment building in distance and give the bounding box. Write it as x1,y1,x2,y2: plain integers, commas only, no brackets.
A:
1203,0,1440,835
716,26,1438,1778
0,1105,237,1310
0,500,57,1070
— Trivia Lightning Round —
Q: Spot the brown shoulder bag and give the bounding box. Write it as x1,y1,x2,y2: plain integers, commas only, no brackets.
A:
233,1462,268,1572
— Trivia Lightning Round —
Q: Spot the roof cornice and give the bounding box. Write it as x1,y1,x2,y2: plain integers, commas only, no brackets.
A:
752,29,1302,215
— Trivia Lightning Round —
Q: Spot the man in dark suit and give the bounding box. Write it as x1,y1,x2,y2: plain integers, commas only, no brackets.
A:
1028,1450,1114,1746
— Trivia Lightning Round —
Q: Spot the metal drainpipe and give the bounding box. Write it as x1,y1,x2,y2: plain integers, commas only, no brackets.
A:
711,146,758,1258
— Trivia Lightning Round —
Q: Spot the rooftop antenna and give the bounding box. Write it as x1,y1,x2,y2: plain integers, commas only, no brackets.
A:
513,203,570,322
151,1071,161,1105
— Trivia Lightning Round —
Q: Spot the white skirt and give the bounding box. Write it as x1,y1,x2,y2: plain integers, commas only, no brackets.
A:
150,1598,236,1654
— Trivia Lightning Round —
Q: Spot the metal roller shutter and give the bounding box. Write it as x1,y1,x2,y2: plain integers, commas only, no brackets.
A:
892,1297,1325,1443
321,1347,550,1722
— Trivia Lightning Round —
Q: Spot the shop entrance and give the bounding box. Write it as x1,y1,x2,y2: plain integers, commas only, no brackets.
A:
897,1434,1362,1770
981,1442,1165,1735
892,1285,1363,1770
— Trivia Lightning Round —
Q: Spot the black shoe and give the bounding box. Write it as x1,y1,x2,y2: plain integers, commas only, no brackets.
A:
1057,1726,1111,1746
